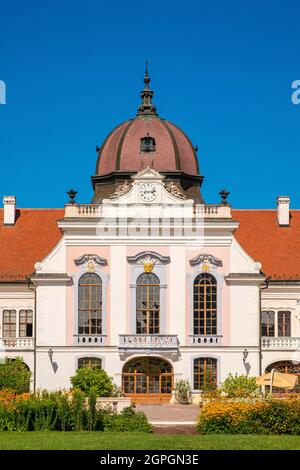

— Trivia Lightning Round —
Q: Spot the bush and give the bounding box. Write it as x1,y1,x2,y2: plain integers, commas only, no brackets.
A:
175,380,191,404
196,399,300,435
70,368,113,397
102,406,152,432
220,374,259,398
0,391,152,432
0,357,31,393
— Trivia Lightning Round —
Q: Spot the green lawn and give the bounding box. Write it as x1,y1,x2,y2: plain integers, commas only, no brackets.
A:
0,432,299,450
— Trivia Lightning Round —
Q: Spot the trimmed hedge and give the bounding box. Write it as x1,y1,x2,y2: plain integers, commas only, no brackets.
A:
196,399,300,435
0,391,152,432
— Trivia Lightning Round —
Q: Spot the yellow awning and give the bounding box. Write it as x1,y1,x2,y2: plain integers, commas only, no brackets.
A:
256,371,298,389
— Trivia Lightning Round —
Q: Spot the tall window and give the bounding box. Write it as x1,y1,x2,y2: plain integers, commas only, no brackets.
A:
78,357,102,369
194,357,217,390
78,273,102,335
19,310,33,337
278,311,291,337
2,310,16,338
261,311,275,337
193,273,217,335
136,273,160,334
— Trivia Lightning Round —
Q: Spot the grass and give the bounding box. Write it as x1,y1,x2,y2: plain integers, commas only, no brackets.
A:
0,432,299,450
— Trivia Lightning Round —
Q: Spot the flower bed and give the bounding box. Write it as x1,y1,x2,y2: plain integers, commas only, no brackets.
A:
196,399,300,434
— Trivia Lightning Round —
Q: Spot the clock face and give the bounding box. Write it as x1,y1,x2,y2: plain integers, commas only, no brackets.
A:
139,183,158,202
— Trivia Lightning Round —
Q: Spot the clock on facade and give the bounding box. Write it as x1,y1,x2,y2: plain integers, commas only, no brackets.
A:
139,182,158,202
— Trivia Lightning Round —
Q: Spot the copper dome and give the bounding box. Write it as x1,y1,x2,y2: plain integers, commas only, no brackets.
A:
96,116,199,176
92,64,203,202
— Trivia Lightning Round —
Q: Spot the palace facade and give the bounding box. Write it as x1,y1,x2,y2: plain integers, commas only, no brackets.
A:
1,67,300,403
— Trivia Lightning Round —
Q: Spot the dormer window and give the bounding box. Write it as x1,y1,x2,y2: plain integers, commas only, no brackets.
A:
140,133,156,153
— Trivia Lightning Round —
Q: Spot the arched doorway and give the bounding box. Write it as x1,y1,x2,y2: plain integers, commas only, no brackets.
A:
122,357,174,404
265,360,300,391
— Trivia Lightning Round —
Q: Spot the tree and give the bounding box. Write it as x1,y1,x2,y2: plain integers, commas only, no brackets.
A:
0,357,31,393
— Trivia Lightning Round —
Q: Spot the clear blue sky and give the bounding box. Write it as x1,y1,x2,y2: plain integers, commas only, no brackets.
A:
0,0,299,208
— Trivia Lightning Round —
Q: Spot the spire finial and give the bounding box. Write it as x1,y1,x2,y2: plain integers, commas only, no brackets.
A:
143,59,150,88
137,61,157,116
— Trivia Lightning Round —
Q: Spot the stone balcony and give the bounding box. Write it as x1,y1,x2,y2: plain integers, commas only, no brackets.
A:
74,334,107,346
261,337,300,350
118,334,179,354
189,335,222,346
0,337,34,350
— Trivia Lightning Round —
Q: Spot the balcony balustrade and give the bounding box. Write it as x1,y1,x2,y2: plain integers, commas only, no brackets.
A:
74,334,107,346
65,203,231,219
0,337,34,350
261,337,300,350
119,334,179,353
189,335,222,346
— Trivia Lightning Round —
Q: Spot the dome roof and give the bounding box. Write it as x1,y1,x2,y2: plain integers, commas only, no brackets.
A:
95,64,200,177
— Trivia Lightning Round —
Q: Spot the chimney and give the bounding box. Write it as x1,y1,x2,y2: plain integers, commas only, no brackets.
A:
3,196,16,225
277,196,290,226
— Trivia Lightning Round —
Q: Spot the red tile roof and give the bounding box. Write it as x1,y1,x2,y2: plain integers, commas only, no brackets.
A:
1,208,300,282
232,210,300,280
0,209,64,281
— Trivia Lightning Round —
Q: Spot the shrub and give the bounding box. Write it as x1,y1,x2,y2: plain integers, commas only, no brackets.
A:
220,374,259,398
70,368,113,397
0,391,151,432
196,398,300,435
175,380,191,404
0,357,31,393
102,406,152,432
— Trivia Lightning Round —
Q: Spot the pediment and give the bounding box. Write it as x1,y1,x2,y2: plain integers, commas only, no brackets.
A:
131,166,165,181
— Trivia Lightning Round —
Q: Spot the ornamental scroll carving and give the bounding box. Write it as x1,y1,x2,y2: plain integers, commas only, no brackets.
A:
74,254,108,269
164,181,186,199
109,181,132,199
189,254,223,268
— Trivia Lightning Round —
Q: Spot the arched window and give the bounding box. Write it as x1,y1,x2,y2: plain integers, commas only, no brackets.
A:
193,273,217,335
194,357,217,390
136,273,160,334
78,273,102,335
78,357,102,369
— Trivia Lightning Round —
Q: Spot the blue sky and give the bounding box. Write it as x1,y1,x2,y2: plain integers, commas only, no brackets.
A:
0,0,299,208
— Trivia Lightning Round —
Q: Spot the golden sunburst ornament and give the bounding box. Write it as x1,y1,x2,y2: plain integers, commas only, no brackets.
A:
143,260,154,273
87,260,96,271
201,261,210,272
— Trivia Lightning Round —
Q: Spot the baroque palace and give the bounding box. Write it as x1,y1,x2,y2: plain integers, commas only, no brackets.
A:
1,66,300,403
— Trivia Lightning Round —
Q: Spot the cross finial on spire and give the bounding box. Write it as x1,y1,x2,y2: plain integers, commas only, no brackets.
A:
137,61,157,116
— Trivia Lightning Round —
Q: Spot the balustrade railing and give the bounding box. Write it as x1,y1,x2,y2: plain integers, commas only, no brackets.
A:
0,337,34,350
261,337,300,349
119,334,178,351
74,334,107,346
189,335,222,345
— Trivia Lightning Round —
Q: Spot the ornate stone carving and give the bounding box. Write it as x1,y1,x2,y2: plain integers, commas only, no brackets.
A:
189,254,223,269
74,254,108,267
109,181,132,199
127,251,170,266
164,181,186,199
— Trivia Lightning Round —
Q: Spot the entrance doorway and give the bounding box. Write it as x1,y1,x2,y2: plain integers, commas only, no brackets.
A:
122,357,174,404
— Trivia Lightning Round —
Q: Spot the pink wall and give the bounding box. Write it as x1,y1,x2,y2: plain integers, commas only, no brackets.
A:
126,246,170,334
65,246,111,346
185,247,231,346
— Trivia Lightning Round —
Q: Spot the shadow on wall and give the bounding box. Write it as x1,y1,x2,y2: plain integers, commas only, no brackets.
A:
243,362,251,375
